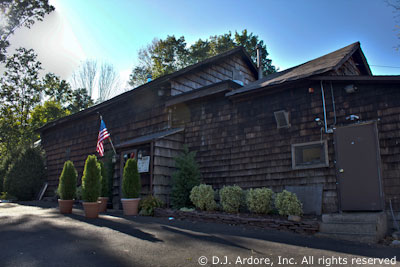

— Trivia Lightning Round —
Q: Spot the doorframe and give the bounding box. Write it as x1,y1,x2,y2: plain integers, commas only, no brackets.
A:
333,121,385,211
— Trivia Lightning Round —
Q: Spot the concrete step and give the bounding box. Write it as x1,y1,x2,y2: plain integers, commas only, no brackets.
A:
315,232,377,243
319,212,387,243
319,222,377,235
322,212,385,223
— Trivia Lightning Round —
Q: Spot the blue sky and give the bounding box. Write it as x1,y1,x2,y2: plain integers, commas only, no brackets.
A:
8,0,400,91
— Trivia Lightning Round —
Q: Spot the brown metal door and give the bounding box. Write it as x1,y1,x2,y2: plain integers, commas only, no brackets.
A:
334,122,383,211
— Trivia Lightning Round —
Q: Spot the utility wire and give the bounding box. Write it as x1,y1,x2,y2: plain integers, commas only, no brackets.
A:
370,64,400,69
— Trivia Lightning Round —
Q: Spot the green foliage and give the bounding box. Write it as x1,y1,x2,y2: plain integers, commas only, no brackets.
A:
129,30,276,86
139,195,163,216
98,160,109,197
57,161,77,200
122,158,141,198
219,185,244,213
170,146,201,209
67,88,94,114
42,73,73,104
0,153,14,193
190,184,216,211
81,155,101,202
30,100,70,141
3,147,45,200
0,0,55,62
246,188,274,214
274,190,303,216
0,48,43,152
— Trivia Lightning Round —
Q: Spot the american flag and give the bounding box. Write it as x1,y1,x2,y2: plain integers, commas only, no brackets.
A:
96,119,110,157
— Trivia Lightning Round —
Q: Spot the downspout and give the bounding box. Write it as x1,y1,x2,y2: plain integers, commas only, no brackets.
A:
320,80,333,133
330,82,337,126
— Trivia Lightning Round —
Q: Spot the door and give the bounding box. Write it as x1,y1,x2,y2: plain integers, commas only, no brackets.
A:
334,122,384,211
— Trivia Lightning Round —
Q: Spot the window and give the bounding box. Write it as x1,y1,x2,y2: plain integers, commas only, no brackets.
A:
291,140,328,169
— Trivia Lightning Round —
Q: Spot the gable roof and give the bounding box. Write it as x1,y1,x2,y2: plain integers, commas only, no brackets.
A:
226,42,371,97
38,46,256,133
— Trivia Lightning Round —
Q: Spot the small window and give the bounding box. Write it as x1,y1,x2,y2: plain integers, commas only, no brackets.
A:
274,110,290,128
291,140,328,169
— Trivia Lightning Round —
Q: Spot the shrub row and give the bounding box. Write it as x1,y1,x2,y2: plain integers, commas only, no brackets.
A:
190,184,303,216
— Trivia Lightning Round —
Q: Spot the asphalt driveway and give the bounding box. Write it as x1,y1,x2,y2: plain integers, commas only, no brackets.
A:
0,201,399,267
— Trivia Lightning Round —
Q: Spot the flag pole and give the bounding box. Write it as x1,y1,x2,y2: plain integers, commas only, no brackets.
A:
98,113,117,156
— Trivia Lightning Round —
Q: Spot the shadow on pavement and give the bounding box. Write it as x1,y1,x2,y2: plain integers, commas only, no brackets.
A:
0,214,135,267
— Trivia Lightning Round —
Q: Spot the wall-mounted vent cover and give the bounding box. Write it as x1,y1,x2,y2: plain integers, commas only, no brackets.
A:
274,110,290,128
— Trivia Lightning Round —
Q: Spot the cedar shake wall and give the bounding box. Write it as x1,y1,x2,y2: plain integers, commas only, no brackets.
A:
41,88,169,199
173,81,400,213
170,55,256,96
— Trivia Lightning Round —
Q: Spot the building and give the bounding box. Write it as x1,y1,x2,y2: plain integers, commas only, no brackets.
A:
38,42,400,222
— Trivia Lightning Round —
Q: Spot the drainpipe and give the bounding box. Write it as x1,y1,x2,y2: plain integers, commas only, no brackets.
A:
320,80,332,134
256,44,263,80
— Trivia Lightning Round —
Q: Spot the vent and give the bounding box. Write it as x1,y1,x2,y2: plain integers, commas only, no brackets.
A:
274,110,290,128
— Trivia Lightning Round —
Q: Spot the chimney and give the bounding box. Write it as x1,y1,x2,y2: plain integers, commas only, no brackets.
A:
256,44,263,79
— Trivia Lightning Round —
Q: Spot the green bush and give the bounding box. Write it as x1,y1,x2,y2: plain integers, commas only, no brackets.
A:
122,158,141,198
57,161,77,200
275,190,303,216
0,155,13,193
170,146,200,209
219,185,244,213
246,188,274,214
98,161,108,197
76,186,82,200
190,184,216,211
3,147,46,201
81,155,101,202
139,195,163,216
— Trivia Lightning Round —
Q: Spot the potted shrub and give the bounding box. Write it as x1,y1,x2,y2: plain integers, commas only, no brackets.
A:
98,161,109,212
81,155,101,218
121,158,141,215
57,161,77,214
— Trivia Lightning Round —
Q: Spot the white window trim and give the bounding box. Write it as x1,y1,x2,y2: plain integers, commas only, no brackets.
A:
291,140,329,170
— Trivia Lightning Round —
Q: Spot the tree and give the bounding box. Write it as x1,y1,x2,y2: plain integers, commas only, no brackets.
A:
0,0,54,61
128,30,276,86
0,47,43,151
42,73,73,104
71,60,121,102
30,100,70,141
67,88,94,113
98,62,120,102
70,60,97,98
170,146,201,209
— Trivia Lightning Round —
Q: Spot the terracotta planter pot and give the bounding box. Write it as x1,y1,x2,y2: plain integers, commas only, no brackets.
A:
83,202,99,218
98,197,108,213
121,198,141,215
58,199,74,214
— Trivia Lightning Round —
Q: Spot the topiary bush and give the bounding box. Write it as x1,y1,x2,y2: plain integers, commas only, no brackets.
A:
81,155,101,202
57,161,77,200
98,161,108,197
139,195,163,216
275,190,303,216
3,147,46,201
170,146,201,209
219,185,244,213
246,188,274,214
190,184,216,211
122,158,141,198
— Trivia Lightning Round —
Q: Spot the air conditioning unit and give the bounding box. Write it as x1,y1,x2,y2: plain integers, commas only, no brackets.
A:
274,110,290,129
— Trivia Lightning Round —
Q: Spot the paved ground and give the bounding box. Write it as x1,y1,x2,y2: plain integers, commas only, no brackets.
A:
0,202,399,267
